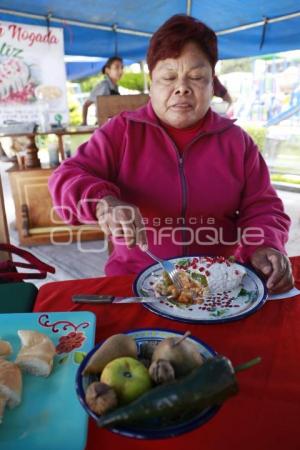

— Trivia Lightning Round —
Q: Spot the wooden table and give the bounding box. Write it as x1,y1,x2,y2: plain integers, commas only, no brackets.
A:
1,127,103,245
0,127,97,168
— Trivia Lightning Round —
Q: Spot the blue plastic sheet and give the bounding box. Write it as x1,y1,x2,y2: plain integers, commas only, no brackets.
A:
1,0,299,61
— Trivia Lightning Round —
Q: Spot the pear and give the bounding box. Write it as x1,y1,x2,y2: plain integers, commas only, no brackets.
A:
151,331,204,377
83,334,137,375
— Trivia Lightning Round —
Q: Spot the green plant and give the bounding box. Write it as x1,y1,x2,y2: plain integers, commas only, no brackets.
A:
243,125,267,152
78,71,149,94
271,174,300,185
219,58,253,74
68,98,82,126
35,135,48,150
119,72,148,92
80,75,104,93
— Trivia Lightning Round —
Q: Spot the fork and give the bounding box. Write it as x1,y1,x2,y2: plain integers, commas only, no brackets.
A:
144,249,184,291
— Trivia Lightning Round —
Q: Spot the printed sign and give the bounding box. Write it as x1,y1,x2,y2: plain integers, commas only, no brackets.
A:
0,21,68,126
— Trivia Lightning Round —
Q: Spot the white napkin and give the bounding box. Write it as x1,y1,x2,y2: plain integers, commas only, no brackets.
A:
268,287,300,301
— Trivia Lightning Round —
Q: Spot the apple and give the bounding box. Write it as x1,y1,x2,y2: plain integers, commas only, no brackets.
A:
100,357,152,405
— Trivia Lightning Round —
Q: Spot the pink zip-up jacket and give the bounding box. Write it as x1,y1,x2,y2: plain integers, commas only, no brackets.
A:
49,102,290,275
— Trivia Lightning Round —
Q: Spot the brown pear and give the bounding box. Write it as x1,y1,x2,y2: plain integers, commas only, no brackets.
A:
151,331,204,377
83,334,137,375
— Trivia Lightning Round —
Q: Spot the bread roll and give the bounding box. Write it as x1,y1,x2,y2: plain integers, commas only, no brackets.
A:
16,330,56,377
0,341,12,358
0,358,22,424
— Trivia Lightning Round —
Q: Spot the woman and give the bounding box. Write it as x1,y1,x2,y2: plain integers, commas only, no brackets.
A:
50,15,293,294
82,56,123,125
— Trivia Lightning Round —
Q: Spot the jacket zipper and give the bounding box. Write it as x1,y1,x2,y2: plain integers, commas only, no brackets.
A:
178,154,188,256
178,133,208,256
143,125,190,256
126,116,230,256
165,130,212,257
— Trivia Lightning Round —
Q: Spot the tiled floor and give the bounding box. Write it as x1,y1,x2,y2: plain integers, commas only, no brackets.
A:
1,161,300,288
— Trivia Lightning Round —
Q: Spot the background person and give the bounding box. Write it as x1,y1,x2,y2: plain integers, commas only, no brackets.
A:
50,15,293,294
82,56,124,125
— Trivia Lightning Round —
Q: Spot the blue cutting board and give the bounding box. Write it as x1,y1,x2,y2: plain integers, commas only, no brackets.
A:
0,311,96,450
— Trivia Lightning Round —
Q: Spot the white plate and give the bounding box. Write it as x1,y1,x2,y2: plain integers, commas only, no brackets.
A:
133,256,267,324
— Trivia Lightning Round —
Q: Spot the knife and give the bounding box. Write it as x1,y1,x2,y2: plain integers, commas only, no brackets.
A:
72,294,166,304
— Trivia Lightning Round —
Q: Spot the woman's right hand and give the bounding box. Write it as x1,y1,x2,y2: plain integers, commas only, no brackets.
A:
96,196,147,249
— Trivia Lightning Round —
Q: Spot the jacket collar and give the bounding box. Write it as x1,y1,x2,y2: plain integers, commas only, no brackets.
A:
104,75,118,91
123,100,235,134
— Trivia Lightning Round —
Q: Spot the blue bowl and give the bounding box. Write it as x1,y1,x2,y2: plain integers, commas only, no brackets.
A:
76,328,220,439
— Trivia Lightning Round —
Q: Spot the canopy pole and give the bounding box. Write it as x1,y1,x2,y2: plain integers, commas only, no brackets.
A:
186,0,192,16
0,7,299,38
259,17,269,49
0,8,152,37
139,61,149,93
112,24,119,55
216,10,300,35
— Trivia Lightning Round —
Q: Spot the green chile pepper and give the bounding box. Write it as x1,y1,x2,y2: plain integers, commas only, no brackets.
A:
97,355,238,428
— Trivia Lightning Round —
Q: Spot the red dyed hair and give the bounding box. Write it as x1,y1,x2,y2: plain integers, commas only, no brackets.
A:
147,15,218,74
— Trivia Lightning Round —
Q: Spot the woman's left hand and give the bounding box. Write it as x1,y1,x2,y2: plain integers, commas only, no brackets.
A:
250,247,294,294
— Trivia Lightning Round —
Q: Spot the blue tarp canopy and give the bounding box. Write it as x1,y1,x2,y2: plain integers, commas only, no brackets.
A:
66,60,107,81
65,58,134,80
1,1,300,61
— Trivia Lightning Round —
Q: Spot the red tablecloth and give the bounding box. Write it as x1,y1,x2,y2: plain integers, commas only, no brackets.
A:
34,257,300,450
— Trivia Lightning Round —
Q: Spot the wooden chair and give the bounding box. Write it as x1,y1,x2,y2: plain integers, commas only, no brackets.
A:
0,173,10,262
0,173,39,312
97,94,149,125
